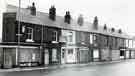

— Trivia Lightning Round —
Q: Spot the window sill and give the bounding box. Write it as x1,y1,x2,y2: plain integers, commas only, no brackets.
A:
26,39,34,42
52,41,58,43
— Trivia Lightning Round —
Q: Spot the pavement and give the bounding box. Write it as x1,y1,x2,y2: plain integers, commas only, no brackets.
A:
0,59,128,72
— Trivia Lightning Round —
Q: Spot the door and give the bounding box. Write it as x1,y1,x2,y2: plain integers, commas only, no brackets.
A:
61,49,65,64
3,48,13,68
93,49,99,61
126,50,130,59
44,49,49,65
120,50,125,59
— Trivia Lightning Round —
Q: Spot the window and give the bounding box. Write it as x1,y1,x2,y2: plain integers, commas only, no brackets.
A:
22,26,25,33
93,34,96,40
52,31,57,42
26,27,33,40
90,34,93,44
81,32,85,42
93,34,97,46
32,53,36,61
68,49,73,54
68,32,73,42
126,40,129,47
129,40,133,48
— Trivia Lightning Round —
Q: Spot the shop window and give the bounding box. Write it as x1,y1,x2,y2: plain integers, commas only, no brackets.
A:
52,31,57,42
68,49,73,54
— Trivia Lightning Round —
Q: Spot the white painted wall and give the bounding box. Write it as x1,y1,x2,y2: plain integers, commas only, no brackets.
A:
61,30,76,45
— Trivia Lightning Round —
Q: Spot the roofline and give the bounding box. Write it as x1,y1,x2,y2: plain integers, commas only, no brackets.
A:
6,4,131,39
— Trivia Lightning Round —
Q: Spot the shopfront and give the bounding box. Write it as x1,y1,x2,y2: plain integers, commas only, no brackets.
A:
0,45,40,69
61,47,77,64
78,47,89,63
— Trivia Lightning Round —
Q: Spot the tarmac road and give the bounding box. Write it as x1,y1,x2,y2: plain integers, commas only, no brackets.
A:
0,59,135,76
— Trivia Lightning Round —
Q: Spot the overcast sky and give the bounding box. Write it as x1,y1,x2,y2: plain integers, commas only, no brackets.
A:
1,0,135,36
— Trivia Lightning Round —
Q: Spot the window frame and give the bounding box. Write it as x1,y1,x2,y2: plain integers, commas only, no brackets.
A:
90,34,93,44
52,31,58,42
68,32,73,43
26,27,33,40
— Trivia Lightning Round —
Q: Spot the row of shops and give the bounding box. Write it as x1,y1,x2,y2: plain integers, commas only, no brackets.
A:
0,42,62,69
61,46,135,64
0,44,135,69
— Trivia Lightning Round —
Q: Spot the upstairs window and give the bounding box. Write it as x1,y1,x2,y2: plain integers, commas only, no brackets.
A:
90,34,93,44
93,34,97,41
26,27,33,40
68,32,73,42
52,31,57,42
93,34,97,46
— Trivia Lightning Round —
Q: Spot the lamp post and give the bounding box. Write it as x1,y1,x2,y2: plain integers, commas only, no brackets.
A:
16,0,21,67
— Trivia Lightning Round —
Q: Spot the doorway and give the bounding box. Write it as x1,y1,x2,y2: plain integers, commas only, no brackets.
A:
93,49,99,61
44,49,49,65
61,49,66,64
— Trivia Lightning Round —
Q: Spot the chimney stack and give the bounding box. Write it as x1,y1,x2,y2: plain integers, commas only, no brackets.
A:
104,24,107,30
93,16,98,30
77,14,84,26
111,28,115,32
118,29,122,33
49,5,56,21
64,11,71,24
30,2,36,15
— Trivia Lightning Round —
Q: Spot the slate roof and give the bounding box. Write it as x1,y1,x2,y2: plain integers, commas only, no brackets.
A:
6,4,130,39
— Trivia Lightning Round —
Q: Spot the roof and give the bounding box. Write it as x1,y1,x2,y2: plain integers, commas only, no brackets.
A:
6,4,130,39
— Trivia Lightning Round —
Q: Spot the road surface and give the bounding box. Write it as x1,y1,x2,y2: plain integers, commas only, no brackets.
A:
0,59,135,76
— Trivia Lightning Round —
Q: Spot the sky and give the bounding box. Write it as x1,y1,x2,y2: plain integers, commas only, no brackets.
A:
0,0,134,36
